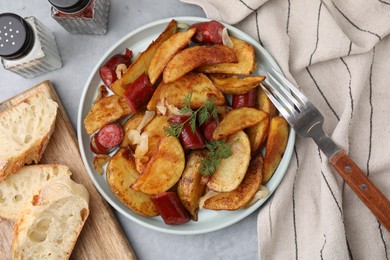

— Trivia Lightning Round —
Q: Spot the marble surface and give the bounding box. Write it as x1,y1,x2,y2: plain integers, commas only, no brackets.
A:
0,1,260,259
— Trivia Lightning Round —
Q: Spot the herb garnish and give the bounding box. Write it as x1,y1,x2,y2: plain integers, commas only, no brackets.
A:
199,140,235,176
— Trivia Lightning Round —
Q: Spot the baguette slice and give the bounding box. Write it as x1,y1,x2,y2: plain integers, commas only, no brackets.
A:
0,92,58,181
0,164,71,220
12,178,90,260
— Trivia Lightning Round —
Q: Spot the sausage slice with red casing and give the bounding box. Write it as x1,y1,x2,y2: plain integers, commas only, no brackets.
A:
151,192,190,225
90,123,124,154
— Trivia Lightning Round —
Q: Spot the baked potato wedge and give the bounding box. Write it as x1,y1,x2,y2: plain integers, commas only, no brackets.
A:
110,19,178,96
203,152,263,210
121,112,144,150
213,107,266,140
132,136,185,195
198,36,256,75
84,95,132,135
207,131,251,192
208,74,265,95
257,88,278,118
263,116,289,183
163,45,237,83
246,110,269,154
148,28,196,85
177,150,207,221
147,73,225,110
106,148,159,217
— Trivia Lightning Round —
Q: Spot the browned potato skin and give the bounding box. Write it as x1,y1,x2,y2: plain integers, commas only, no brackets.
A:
163,44,238,83
263,116,289,183
131,136,185,195
213,107,266,140
121,112,144,150
198,37,256,75
148,28,197,85
147,73,225,110
208,74,265,95
84,95,132,135
177,150,207,221
203,152,263,210
257,88,278,118
110,20,178,96
207,131,251,192
246,110,269,155
106,148,159,217
134,115,168,173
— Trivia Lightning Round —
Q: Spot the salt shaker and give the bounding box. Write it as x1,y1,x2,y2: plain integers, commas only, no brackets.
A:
0,13,62,79
49,0,110,35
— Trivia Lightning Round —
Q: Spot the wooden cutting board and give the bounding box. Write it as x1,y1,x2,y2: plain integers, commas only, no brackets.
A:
0,81,136,259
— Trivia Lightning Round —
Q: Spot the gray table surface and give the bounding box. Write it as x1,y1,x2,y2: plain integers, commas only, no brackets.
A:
0,1,259,259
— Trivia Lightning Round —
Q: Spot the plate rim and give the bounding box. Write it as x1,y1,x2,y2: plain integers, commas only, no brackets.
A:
77,16,296,235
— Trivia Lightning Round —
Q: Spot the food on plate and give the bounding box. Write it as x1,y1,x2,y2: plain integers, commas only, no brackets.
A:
149,28,196,85
198,36,256,75
232,88,257,109
207,131,251,192
12,178,89,260
177,150,207,220
84,19,290,225
93,85,109,105
110,20,178,96
99,48,133,87
190,20,225,44
106,148,159,216
123,73,155,112
202,152,263,210
263,116,289,183
163,44,238,83
151,191,190,225
90,123,124,154
131,136,185,195
93,154,110,175
0,92,58,182
147,73,225,110
0,164,71,220
208,74,265,95
212,107,267,140
84,95,132,135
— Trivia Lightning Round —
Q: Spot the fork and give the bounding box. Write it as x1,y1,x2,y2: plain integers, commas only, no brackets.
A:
261,68,390,232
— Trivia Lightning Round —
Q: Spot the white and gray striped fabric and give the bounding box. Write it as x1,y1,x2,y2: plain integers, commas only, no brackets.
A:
181,0,390,259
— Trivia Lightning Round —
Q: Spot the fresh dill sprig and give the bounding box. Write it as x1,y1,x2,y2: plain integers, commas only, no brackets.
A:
199,140,234,176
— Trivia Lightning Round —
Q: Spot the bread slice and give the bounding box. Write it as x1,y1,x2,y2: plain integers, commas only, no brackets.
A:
12,178,89,260
0,92,58,182
0,164,71,220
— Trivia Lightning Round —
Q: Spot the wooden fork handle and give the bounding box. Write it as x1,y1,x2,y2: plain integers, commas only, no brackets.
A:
330,150,390,232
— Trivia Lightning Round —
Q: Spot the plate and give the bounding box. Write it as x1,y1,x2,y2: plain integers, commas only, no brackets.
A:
77,17,295,235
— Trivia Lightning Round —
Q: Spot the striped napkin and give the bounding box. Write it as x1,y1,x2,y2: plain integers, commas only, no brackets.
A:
181,0,390,259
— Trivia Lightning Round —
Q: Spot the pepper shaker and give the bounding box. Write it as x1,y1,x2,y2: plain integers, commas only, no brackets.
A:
49,0,110,35
0,13,62,78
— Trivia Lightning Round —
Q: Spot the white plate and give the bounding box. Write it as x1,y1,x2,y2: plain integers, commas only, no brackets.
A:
77,16,295,235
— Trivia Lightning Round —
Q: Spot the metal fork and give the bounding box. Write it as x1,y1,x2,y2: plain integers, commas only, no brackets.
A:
261,68,390,231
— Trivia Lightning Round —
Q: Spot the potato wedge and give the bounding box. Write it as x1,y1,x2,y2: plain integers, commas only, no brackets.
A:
257,88,278,118
163,45,237,83
263,116,289,183
84,95,132,135
132,136,185,195
147,73,225,110
121,112,144,150
207,131,251,192
149,28,196,85
213,107,266,140
106,148,159,217
198,37,256,75
203,152,263,210
246,110,269,154
208,75,265,95
177,150,207,221
110,20,178,96
134,115,168,173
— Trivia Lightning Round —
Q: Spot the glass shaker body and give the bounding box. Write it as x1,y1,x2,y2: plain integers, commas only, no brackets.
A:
50,0,110,35
0,14,62,79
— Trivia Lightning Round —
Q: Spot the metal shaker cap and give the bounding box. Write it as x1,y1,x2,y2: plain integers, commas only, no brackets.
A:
0,13,34,60
48,0,91,13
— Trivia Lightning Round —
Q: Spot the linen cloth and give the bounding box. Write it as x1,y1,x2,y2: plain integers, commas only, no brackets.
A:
181,0,390,259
